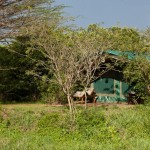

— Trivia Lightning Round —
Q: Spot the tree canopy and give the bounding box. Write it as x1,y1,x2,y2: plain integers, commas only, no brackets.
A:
0,0,64,42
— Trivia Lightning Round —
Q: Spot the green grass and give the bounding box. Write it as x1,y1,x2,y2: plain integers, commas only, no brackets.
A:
0,104,150,150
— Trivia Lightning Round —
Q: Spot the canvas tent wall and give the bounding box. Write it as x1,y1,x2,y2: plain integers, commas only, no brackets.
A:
92,69,131,102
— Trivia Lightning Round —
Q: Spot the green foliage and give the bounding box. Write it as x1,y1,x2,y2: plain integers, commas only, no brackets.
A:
39,80,67,104
0,36,62,103
109,27,145,51
86,24,146,52
123,57,150,103
0,40,41,102
0,0,66,103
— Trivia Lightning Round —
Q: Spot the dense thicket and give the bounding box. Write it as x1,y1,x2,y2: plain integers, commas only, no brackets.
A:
0,36,67,103
0,25,150,104
0,0,66,103
0,1,150,104
0,37,39,101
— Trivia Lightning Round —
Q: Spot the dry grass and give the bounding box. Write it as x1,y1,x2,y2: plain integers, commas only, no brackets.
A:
2,102,134,110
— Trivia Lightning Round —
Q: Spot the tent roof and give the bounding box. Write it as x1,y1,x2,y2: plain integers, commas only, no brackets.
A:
105,50,150,60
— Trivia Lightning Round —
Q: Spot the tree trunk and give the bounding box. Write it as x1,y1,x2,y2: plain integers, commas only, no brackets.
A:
67,94,72,113
67,94,76,120
84,88,87,109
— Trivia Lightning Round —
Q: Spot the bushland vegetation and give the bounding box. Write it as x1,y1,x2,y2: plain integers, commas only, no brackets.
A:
0,0,150,106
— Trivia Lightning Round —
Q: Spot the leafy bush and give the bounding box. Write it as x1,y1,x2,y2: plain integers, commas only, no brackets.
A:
123,57,150,104
73,108,120,143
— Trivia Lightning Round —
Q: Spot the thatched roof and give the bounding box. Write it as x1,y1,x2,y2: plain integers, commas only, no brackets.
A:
73,88,94,98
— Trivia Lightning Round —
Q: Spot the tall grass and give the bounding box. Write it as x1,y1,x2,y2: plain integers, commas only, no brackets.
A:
0,105,149,150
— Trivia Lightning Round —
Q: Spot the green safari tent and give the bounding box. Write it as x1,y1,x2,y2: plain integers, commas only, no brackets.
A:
92,50,135,102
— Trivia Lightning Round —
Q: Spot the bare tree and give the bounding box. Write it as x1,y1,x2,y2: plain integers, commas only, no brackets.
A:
24,23,118,114
73,28,115,108
75,52,105,107
26,24,80,117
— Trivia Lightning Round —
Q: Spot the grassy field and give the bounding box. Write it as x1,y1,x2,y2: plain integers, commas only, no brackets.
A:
0,103,150,150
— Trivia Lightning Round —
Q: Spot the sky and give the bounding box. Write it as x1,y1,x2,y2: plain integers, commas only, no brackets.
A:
55,0,150,29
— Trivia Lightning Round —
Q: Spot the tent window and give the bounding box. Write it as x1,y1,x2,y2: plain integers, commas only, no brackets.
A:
94,78,115,94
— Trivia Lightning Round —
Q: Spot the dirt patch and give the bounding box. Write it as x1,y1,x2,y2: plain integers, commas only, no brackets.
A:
1,102,135,109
